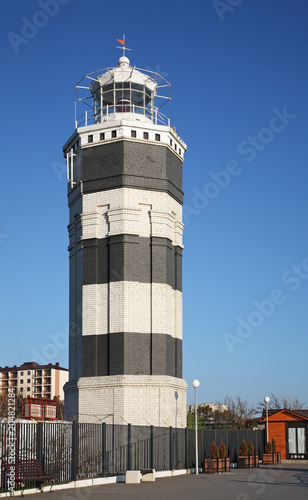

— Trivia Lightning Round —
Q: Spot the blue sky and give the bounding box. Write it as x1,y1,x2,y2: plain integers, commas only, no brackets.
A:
1,0,307,410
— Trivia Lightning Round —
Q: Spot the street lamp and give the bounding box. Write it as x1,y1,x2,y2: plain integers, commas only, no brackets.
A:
264,396,270,443
191,379,200,474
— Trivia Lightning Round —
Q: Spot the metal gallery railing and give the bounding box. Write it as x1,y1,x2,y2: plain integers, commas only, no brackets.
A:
75,104,171,128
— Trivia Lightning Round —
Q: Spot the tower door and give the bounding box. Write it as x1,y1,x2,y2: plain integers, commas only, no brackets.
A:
288,426,306,459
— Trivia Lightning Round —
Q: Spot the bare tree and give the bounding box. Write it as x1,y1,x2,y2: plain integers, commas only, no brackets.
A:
257,393,306,414
0,392,23,418
214,395,257,429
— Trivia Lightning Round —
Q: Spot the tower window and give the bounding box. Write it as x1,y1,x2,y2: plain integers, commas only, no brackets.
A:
131,130,137,138
100,133,105,141
174,144,177,151
179,149,182,155
112,130,117,138
155,134,160,141
170,139,173,146
143,132,149,140
88,135,93,143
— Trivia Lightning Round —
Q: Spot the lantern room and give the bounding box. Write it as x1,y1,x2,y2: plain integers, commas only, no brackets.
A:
75,56,171,127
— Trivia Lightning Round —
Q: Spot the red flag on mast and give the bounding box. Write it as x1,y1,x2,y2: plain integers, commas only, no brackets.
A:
116,39,125,45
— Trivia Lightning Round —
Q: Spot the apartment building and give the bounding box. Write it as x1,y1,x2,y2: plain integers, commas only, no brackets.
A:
0,361,68,400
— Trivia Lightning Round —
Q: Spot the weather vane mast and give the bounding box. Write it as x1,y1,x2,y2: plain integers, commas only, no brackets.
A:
116,34,132,58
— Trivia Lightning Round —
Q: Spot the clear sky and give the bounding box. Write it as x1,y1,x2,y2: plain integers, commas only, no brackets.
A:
1,0,307,410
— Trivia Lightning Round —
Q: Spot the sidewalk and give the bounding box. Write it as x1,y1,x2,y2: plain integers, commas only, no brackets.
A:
4,464,308,500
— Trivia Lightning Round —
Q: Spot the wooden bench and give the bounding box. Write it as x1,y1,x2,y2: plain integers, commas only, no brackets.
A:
3,458,55,495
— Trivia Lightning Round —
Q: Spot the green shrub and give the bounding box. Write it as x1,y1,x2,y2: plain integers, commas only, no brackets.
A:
210,442,219,459
248,442,254,456
219,441,226,458
265,441,272,453
240,439,248,456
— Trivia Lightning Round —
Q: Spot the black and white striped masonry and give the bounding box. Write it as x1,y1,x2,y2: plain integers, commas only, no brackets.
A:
63,54,187,427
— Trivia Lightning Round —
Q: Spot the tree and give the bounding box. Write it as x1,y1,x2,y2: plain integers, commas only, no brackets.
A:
214,395,257,429
53,396,65,420
257,393,306,413
0,392,23,418
187,412,204,429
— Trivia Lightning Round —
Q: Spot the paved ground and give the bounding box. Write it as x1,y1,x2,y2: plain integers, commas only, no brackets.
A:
13,464,308,500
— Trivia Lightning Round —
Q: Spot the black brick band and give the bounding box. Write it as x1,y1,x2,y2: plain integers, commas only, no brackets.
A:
82,235,182,291
82,333,182,378
79,140,183,204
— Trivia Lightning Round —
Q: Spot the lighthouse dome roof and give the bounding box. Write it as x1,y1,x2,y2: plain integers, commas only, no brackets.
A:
91,58,157,94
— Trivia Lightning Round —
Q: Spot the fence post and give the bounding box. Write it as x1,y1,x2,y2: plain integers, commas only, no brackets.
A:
71,421,78,481
36,422,43,466
127,424,132,471
150,426,154,470
102,423,106,477
169,427,173,471
185,427,188,469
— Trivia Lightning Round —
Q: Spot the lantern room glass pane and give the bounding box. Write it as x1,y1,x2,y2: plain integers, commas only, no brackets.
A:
145,89,153,106
131,90,144,107
115,89,130,102
103,90,114,105
132,83,143,91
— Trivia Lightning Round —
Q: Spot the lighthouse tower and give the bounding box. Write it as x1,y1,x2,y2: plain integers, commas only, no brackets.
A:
63,44,187,427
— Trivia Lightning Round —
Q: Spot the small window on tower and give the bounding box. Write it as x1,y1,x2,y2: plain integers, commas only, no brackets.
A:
88,135,93,143
112,130,117,138
131,130,137,138
179,148,182,155
155,134,160,141
170,139,173,147
100,133,105,141
174,144,177,151
143,132,149,140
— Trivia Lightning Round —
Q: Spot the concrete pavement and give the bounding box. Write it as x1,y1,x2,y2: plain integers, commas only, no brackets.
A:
4,464,308,500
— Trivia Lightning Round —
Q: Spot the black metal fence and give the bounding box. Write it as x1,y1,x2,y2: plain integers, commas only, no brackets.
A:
0,422,265,492
187,428,265,468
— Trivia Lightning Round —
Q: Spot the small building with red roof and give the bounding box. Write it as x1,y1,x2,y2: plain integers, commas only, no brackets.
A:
259,409,308,460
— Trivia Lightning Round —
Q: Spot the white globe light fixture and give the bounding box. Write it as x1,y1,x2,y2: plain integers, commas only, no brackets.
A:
192,379,200,389
191,380,200,474
264,396,270,443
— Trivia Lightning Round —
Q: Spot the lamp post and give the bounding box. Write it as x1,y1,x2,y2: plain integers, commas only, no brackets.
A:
264,396,270,443
191,380,200,474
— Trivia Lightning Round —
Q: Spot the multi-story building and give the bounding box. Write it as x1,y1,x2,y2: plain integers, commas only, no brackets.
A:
0,361,68,400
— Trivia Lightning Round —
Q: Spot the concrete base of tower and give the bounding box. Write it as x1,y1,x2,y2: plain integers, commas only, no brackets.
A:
64,375,187,427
